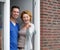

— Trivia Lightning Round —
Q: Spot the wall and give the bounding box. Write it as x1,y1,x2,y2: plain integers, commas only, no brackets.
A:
0,0,5,2
10,0,33,12
41,0,60,50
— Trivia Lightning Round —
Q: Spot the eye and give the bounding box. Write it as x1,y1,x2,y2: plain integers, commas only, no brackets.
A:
17,12,19,13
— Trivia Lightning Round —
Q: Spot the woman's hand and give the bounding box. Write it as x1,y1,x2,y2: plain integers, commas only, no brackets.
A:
26,23,31,29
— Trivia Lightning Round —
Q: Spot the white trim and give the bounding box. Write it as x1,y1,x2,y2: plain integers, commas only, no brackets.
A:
4,0,10,50
34,0,40,50
0,0,5,2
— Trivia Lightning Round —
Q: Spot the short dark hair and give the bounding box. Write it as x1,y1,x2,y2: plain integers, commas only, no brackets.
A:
11,6,20,12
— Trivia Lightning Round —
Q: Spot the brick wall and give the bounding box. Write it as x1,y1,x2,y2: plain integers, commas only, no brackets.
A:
40,0,60,50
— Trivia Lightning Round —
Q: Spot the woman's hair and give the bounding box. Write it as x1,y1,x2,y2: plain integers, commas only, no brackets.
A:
20,10,32,22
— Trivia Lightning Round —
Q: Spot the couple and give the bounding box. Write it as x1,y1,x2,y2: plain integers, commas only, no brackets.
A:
10,6,36,50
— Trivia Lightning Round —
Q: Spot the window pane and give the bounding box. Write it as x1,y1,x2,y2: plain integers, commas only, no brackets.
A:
0,2,4,50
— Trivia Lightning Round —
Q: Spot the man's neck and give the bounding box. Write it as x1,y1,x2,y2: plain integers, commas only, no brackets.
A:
10,17,16,24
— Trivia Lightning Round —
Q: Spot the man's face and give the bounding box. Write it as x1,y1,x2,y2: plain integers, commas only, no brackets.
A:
11,8,19,19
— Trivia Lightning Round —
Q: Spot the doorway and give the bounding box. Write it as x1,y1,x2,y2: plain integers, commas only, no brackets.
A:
10,0,40,50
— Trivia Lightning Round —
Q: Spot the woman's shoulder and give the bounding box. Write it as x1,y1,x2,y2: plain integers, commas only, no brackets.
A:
30,23,36,34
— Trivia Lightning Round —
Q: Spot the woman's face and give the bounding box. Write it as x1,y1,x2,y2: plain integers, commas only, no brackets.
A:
22,14,30,24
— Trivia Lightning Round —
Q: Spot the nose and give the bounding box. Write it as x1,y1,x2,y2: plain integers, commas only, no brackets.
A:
25,17,28,20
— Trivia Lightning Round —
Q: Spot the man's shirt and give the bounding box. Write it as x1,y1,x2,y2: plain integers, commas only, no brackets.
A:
10,21,19,50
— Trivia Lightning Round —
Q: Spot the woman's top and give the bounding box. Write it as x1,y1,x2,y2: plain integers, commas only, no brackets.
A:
18,23,36,50
18,28,26,47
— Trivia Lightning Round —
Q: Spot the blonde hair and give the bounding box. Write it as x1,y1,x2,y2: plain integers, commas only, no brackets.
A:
20,10,32,22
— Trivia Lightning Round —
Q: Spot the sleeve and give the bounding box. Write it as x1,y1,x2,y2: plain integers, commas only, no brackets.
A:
31,24,36,35
33,29,36,35
28,23,36,36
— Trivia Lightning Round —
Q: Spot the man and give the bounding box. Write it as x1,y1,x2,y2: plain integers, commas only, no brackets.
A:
10,6,20,50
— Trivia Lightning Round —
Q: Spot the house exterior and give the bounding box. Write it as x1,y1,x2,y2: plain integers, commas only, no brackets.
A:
0,0,40,50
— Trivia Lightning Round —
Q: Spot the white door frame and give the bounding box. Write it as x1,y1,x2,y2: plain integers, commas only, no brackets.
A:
34,0,40,50
4,0,10,50
0,0,5,2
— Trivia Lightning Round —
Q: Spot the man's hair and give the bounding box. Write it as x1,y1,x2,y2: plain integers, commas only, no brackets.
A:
11,6,20,12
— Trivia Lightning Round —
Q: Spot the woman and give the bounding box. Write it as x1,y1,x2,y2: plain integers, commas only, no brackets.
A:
18,10,36,50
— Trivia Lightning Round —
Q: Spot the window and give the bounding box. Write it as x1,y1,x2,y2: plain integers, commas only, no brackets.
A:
0,2,4,50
